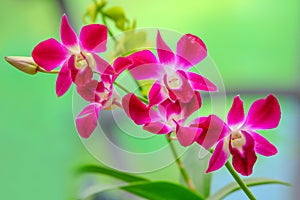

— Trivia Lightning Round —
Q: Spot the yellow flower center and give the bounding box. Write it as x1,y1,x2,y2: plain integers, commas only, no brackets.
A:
167,73,182,89
74,52,95,69
230,130,246,151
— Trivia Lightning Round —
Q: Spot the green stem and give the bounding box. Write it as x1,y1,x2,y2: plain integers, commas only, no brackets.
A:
113,81,131,93
101,14,117,43
132,78,148,99
225,161,256,200
167,137,198,193
37,68,59,74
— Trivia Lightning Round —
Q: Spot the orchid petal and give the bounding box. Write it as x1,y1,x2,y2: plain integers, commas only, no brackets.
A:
206,139,230,173
156,31,175,64
227,95,245,127
80,24,108,52
56,61,72,97
148,81,167,107
181,92,202,119
164,70,194,103
165,101,182,121
32,38,68,71
122,93,152,125
113,57,132,75
191,115,230,149
176,34,207,69
250,131,278,156
60,14,78,47
158,99,181,121
143,122,172,134
186,71,218,91
159,92,201,121
230,131,257,176
75,103,100,138
128,50,163,80
244,94,281,130
76,80,98,102
96,78,113,104
73,66,93,86
176,124,202,147
93,54,114,75
67,55,80,82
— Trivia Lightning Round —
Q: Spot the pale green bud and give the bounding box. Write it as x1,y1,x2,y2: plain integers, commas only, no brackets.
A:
5,56,39,75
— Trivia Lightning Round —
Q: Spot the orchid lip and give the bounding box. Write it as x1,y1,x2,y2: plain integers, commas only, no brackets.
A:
74,52,94,70
230,130,246,152
166,74,182,89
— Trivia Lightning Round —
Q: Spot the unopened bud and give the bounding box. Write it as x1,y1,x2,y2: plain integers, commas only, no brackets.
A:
5,56,38,75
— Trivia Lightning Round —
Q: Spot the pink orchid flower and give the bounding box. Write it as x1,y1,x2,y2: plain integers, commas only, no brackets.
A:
75,75,121,138
32,14,113,97
75,57,131,138
127,31,217,106
75,79,121,138
206,94,281,176
122,92,203,146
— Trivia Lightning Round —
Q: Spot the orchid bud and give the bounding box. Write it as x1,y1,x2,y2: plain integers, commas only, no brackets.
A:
5,56,38,75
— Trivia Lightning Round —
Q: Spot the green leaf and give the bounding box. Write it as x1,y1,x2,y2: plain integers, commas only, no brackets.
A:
78,165,148,183
181,144,212,198
85,181,205,200
122,181,205,200
208,177,291,200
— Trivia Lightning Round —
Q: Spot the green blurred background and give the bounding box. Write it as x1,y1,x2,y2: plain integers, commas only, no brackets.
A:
0,0,299,199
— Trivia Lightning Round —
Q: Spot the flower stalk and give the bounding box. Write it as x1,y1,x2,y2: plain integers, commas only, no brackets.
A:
225,161,256,200
167,137,197,192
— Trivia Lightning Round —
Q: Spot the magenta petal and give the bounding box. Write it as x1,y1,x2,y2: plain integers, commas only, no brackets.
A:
113,57,132,75
122,93,152,125
75,103,100,138
192,115,230,149
143,122,172,134
56,62,72,97
32,38,68,71
206,139,229,173
80,24,108,52
176,34,207,69
149,81,167,107
76,80,98,102
227,95,245,127
93,54,114,75
181,92,202,119
128,50,163,80
60,14,78,47
159,92,201,122
73,66,93,86
186,71,218,91
176,124,202,147
156,31,175,64
158,99,182,122
244,94,281,130
250,131,278,156
66,55,80,82
230,131,257,176
164,71,194,103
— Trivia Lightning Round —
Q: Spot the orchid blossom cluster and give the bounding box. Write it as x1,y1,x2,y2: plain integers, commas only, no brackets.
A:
7,15,281,177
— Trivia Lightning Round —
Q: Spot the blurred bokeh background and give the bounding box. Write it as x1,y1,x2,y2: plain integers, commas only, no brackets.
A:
0,0,299,199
